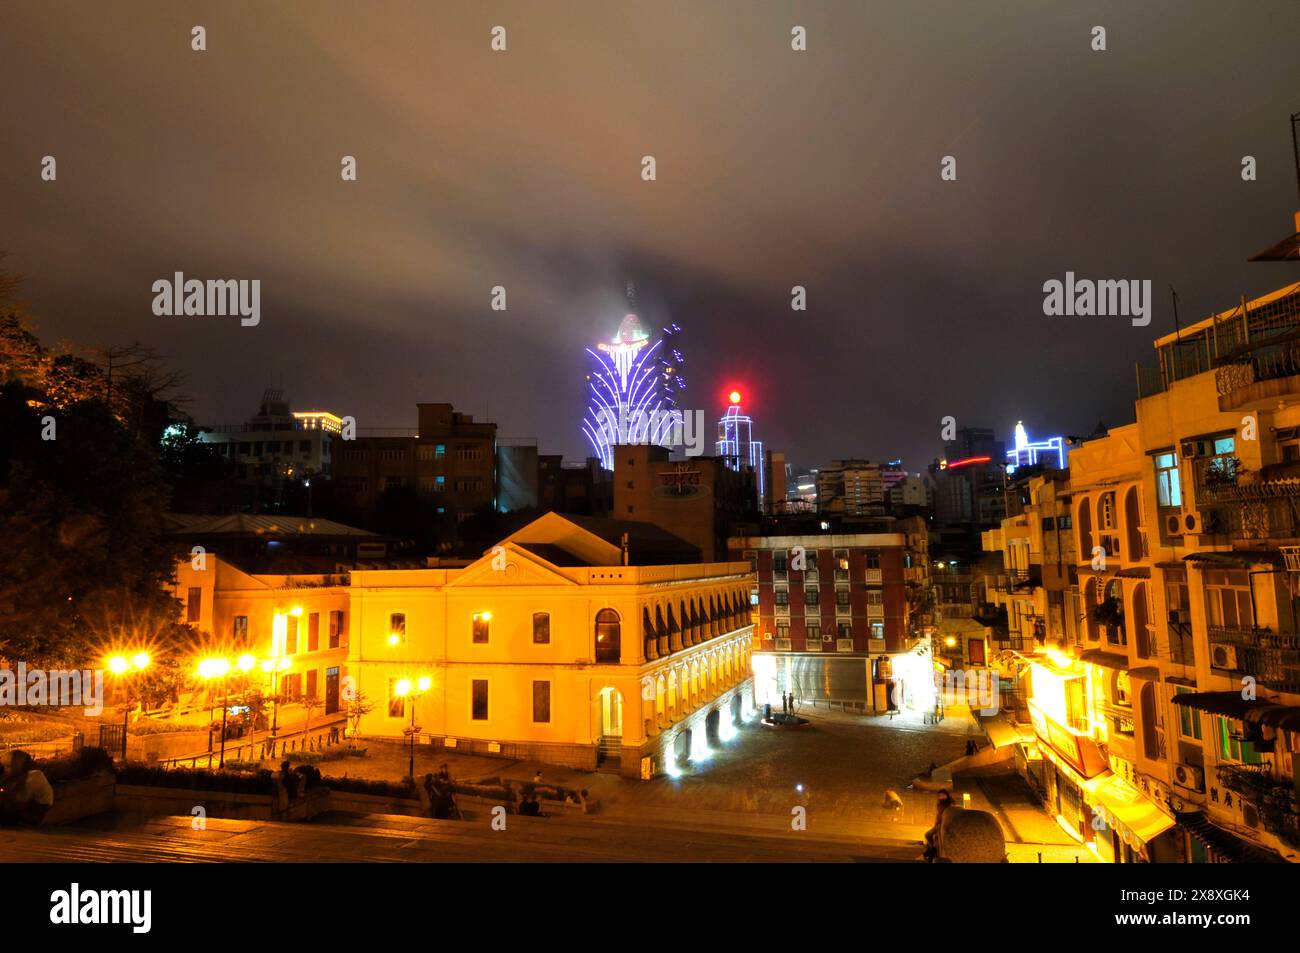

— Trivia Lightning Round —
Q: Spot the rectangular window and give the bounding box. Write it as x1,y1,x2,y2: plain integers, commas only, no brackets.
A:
306,669,318,700
1204,570,1253,629
805,588,819,607
472,680,489,720
743,549,757,572
286,615,299,654
532,681,551,723
1058,513,1073,530
388,679,405,718
838,623,853,640
532,612,550,644
1154,451,1182,507
866,590,883,605
836,588,850,607
390,612,406,643
1214,715,1262,765
806,623,821,643
773,552,787,575
233,615,248,641
1175,687,1202,740
329,610,345,649
871,621,885,639
472,614,490,643
187,587,202,623
776,623,789,642
865,552,881,570
308,613,320,652
435,444,446,458
774,587,789,607
1041,517,1056,530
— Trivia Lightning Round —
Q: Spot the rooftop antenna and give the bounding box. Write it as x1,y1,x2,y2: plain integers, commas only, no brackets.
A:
1170,285,1181,340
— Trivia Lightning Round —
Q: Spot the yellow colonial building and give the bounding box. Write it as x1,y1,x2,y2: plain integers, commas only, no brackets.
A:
173,555,351,715
348,513,756,777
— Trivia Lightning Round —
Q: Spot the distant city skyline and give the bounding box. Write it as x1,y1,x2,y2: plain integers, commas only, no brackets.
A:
3,1,1297,469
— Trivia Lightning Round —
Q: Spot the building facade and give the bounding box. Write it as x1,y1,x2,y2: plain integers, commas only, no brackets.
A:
974,281,1300,863
332,402,496,523
347,513,755,778
729,522,928,713
174,554,351,716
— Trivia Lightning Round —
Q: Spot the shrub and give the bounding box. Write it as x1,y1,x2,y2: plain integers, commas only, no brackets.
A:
37,745,116,784
325,776,416,799
116,765,276,795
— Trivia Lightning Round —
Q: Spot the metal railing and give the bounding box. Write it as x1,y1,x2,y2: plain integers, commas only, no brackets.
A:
1207,625,1300,693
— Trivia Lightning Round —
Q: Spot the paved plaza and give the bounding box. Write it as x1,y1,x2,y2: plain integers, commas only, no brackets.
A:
1,701,1094,862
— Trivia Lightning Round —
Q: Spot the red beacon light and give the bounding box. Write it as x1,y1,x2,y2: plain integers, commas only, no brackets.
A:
728,390,742,405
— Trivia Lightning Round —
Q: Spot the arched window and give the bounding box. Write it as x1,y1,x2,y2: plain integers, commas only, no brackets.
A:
595,609,621,663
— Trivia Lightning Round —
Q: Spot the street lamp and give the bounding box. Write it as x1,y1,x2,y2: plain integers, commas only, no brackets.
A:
105,652,150,761
198,656,232,768
394,675,432,780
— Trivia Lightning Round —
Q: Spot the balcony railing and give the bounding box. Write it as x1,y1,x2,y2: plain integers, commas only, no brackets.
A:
1207,625,1300,694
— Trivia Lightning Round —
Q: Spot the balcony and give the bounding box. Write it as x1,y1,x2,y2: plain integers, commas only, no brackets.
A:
1206,625,1300,693
836,638,855,652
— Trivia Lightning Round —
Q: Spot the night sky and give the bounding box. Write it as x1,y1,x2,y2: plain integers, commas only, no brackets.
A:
3,1,1298,473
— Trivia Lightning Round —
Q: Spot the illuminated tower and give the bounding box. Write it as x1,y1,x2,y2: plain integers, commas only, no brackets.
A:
1006,420,1066,472
716,390,765,505
582,283,685,470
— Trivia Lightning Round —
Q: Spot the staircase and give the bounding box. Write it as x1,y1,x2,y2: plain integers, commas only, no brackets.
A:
597,735,622,773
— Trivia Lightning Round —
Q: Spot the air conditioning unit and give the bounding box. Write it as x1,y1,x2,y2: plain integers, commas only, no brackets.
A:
1165,513,1184,536
1210,644,1239,670
822,633,833,642
1172,763,1205,793
1242,801,1262,829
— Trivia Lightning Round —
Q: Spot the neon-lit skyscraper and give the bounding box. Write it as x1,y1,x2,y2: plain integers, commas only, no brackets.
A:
716,390,764,505
582,284,686,471
1006,421,1066,472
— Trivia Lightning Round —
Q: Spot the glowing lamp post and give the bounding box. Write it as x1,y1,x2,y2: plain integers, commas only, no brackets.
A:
198,656,233,768
395,675,432,780
105,651,150,761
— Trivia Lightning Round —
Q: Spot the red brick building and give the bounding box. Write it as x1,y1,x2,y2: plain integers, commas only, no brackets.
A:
728,522,928,712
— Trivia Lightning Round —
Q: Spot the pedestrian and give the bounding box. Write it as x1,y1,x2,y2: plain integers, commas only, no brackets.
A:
923,789,954,862
422,773,437,815
0,750,54,827
532,770,543,784
965,739,977,757
280,759,299,801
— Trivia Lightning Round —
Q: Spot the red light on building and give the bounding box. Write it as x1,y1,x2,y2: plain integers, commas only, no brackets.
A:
946,455,992,469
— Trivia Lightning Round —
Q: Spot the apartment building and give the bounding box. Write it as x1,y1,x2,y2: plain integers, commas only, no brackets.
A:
729,518,929,713
978,282,1300,864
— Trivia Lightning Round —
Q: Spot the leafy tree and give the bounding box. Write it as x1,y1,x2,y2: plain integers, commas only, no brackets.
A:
0,266,186,668
345,689,374,748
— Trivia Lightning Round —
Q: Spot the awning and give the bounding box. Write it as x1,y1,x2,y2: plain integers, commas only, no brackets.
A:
1115,567,1151,579
1084,773,1176,846
1128,666,1161,681
1183,551,1282,568
1170,691,1300,729
1079,649,1129,672
1176,811,1286,863
975,711,1032,750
